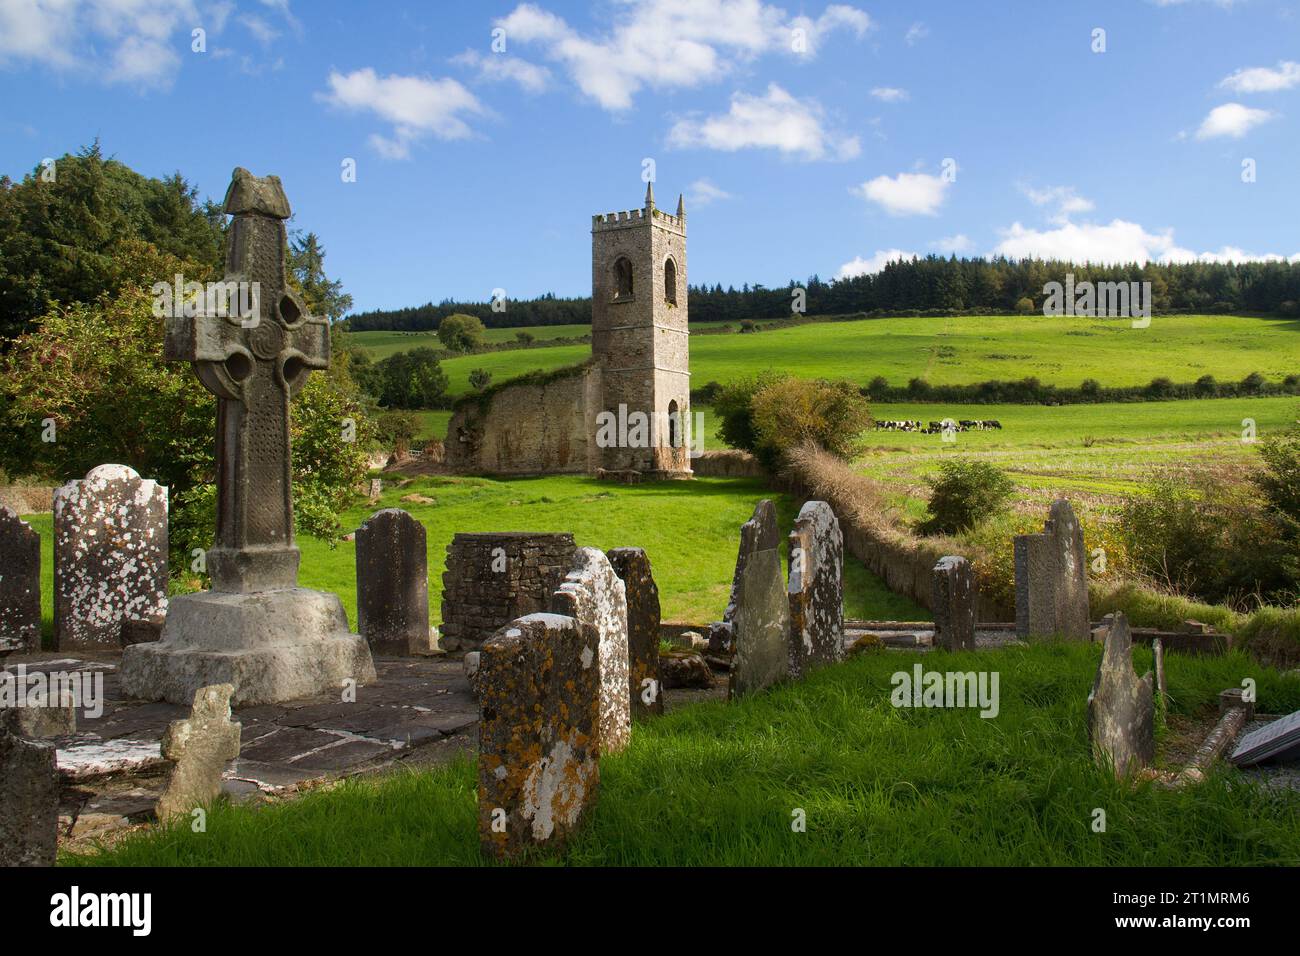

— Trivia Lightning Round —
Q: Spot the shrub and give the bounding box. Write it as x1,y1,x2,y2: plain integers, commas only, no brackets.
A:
436,313,486,352
1241,371,1267,394
374,410,419,454
468,368,493,392
921,459,1015,534
1015,296,1035,314
1146,376,1175,399
865,375,890,400
1080,378,1101,397
747,377,872,468
713,373,777,455
739,319,757,333
1194,374,1218,397
514,330,535,345
375,348,448,409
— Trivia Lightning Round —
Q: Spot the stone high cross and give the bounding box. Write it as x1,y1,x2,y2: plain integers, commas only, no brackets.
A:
166,168,329,593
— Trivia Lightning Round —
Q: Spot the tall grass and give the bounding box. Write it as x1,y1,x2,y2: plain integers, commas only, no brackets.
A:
68,643,1300,867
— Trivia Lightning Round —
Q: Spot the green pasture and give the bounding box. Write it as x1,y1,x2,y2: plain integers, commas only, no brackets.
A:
68,642,1300,866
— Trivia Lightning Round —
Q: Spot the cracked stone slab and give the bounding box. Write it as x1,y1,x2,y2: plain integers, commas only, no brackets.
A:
786,500,844,678
728,500,791,698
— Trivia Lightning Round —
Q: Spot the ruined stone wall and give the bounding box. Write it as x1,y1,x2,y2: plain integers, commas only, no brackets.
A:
439,532,576,651
444,365,594,475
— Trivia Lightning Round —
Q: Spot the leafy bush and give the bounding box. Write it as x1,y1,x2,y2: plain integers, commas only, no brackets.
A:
374,410,419,454
747,377,872,468
375,348,448,409
468,368,493,391
1015,296,1035,314
436,313,486,352
514,329,535,345
713,373,778,455
921,459,1015,534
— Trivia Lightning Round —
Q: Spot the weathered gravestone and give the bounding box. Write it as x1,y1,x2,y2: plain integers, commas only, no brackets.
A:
0,726,58,866
931,555,976,651
786,500,844,678
355,509,429,656
1086,612,1155,777
552,547,630,754
1231,709,1300,767
477,613,600,862
0,506,41,652
1014,499,1090,640
53,465,168,650
155,683,242,823
728,500,791,698
440,532,575,651
607,547,663,719
120,169,375,705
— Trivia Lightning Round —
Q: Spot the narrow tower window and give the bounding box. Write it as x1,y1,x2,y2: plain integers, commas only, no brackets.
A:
668,400,680,448
613,257,633,299
664,257,677,305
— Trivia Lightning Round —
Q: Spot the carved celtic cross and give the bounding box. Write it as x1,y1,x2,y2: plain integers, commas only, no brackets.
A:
165,168,329,593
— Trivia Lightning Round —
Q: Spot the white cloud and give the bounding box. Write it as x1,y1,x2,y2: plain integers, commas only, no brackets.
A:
904,21,928,45
1020,183,1095,223
870,86,908,102
1218,60,1300,94
319,68,486,159
853,170,949,216
496,0,871,111
451,48,550,93
1195,102,1277,139
931,234,973,254
991,218,1299,266
0,0,201,86
667,83,859,161
687,178,733,206
837,249,916,278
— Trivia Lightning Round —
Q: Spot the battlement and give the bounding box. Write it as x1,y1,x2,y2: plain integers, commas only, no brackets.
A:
592,196,686,234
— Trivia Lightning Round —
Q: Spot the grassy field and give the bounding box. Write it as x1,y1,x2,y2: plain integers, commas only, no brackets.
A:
349,325,593,360
67,641,1300,866
426,313,1300,401
21,475,924,643
859,396,1300,520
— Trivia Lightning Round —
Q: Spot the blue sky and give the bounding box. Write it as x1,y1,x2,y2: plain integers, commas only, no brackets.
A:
2,0,1298,313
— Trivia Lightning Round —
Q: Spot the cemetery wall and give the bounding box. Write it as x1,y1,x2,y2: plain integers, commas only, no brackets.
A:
780,446,1014,622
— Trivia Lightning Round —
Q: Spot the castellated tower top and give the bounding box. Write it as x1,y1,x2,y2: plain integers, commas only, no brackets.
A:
592,183,686,235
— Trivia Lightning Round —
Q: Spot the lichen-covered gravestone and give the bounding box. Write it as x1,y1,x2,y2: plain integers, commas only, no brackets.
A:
786,500,844,678
607,547,663,719
728,500,791,698
53,465,168,650
120,168,375,706
1086,612,1155,777
931,555,976,651
477,613,600,862
355,509,429,656
0,727,58,866
0,506,41,652
1014,499,1090,640
155,683,242,822
552,547,630,753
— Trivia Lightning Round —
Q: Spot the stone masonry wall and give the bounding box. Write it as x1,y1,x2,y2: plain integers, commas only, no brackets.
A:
439,532,577,651
444,366,593,475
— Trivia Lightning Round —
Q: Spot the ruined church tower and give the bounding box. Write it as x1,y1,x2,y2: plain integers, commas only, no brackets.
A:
590,183,691,478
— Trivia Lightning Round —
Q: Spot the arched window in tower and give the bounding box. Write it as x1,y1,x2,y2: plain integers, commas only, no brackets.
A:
668,400,680,448
664,257,678,306
613,257,633,299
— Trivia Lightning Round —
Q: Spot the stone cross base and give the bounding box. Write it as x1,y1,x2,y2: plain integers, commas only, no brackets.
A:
120,589,376,706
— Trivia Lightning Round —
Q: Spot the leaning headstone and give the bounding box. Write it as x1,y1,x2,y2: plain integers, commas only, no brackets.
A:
1231,709,1300,767
53,465,168,650
0,681,76,738
1014,499,1090,640
0,507,41,652
1086,612,1155,777
367,478,382,503
477,613,600,862
120,169,375,705
931,555,976,651
728,500,791,698
786,500,844,678
607,547,663,719
552,548,630,754
0,728,58,866
355,509,429,656
155,684,242,823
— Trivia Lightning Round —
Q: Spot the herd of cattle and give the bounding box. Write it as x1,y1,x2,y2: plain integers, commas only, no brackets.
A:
874,419,1004,434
